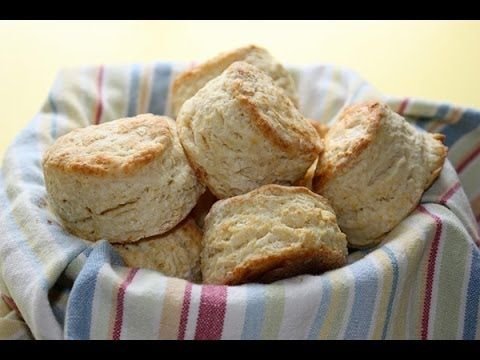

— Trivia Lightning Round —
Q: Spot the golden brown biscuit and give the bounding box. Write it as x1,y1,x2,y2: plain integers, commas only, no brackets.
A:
313,101,447,248
42,114,205,243
114,217,202,283
177,61,323,199
308,119,329,139
201,185,348,285
170,45,298,117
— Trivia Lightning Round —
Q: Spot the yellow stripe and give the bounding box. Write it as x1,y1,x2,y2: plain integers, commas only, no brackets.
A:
370,250,394,339
158,278,186,339
426,121,446,133
389,227,419,339
318,269,353,339
1,69,100,282
101,66,130,120
2,149,62,281
86,264,117,339
261,284,285,339
137,64,153,114
0,316,31,339
447,106,464,124
57,68,97,128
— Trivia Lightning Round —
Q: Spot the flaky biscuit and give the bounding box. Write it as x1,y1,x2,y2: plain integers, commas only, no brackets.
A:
170,45,298,117
114,217,203,282
308,119,329,139
201,185,348,285
177,61,323,199
313,101,447,248
42,114,205,243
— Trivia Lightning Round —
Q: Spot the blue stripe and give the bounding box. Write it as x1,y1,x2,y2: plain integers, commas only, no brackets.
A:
408,116,432,130
307,277,332,339
0,174,50,291
441,110,480,147
48,94,58,140
344,257,378,339
381,246,400,339
65,241,123,340
147,63,172,116
127,64,141,117
50,286,69,325
435,104,450,119
241,285,266,340
4,119,45,187
1,116,88,294
463,247,480,339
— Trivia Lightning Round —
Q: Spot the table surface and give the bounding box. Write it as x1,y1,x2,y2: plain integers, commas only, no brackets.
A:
1,20,479,161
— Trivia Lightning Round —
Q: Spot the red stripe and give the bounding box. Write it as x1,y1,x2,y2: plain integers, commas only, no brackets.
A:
398,98,409,116
456,144,480,174
194,285,228,340
2,294,19,313
112,268,138,340
177,283,193,340
439,182,461,204
417,205,443,340
93,65,104,125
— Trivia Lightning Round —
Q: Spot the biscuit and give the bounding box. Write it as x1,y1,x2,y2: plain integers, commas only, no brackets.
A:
294,157,318,191
170,45,298,117
313,101,447,248
201,185,348,285
42,114,205,243
114,217,202,282
177,61,323,199
309,119,329,139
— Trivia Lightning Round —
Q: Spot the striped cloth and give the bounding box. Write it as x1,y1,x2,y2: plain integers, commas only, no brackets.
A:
0,62,479,340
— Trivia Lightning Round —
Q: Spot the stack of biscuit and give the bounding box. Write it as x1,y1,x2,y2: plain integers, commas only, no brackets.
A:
42,45,447,285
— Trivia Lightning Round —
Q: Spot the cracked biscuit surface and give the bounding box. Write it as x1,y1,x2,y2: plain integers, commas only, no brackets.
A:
201,185,348,285
170,44,298,117
114,217,203,282
313,101,447,248
42,114,205,243
177,61,323,199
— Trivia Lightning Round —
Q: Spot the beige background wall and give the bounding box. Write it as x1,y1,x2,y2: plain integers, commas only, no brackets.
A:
1,20,479,160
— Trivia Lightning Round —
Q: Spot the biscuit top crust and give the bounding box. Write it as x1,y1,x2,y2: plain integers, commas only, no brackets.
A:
171,44,298,115
172,45,263,89
43,114,175,177
206,184,335,224
315,101,385,187
223,61,322,155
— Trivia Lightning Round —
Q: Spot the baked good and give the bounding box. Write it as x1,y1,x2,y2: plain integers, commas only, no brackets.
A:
190,189,218,229
294,157,318,191
42,114,205,243
114,217,202,283
170,44,298,117
177,61,323,199
309,119,329,139
313,101,447,248
293,121,327,190
201,184,348,285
